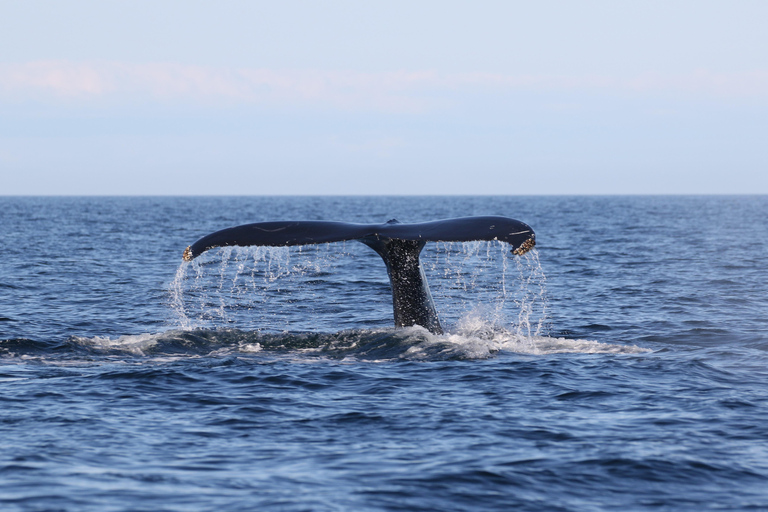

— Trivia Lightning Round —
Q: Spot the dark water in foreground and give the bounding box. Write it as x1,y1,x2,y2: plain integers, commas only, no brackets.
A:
1,196,767,511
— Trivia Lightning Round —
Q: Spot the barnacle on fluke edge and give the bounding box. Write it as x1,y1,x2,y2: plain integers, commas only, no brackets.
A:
512,236,536,256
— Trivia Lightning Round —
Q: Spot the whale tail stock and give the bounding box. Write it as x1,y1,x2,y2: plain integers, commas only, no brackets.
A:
182,216,535,334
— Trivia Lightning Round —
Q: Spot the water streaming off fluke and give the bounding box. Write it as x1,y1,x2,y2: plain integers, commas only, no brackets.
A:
168,241,555,352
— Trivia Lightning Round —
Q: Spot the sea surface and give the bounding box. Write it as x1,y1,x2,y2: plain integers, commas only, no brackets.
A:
1,195,767,511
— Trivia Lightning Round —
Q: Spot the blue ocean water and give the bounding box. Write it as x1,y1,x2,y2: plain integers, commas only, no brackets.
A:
1,195,767,511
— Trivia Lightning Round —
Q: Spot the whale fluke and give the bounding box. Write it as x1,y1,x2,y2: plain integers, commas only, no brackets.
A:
183,216,535,334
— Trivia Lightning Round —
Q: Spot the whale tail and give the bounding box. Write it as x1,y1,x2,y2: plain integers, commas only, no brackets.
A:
182,216,535,334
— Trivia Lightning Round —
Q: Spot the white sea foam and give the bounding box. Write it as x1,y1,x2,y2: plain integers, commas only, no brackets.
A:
71,333,160,356
237,342,263,353
396,324,649,360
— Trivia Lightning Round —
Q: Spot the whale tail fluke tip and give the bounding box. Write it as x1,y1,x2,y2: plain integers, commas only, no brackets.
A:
182,246,193,262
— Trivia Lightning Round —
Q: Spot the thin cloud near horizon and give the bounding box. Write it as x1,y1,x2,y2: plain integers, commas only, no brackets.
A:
3,60,767,112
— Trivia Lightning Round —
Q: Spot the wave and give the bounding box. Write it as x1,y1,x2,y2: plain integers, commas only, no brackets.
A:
1,326,648,363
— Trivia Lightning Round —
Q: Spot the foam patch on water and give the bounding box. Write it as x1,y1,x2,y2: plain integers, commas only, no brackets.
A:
395,326,649,361
68,331,267,359
71,333,161,356
515,336,649,355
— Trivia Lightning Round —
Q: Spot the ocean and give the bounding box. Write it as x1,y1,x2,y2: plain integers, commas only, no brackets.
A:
1,195,767,511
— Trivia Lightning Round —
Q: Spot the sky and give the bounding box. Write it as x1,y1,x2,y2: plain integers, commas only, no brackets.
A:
1,0,767,195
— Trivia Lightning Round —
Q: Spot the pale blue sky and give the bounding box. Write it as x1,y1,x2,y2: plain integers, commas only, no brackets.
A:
1,0,767,194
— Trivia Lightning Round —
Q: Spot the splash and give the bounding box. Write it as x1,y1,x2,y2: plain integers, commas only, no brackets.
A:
168,240,550,337
167,241,549,336
70,333,160,356
423,242,548,338
168,243,365,332
513,248,549,338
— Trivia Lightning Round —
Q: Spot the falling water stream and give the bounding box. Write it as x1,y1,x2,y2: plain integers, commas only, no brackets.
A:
170,241,545,334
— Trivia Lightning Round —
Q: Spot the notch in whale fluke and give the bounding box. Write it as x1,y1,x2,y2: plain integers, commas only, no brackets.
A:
182,216,535,334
